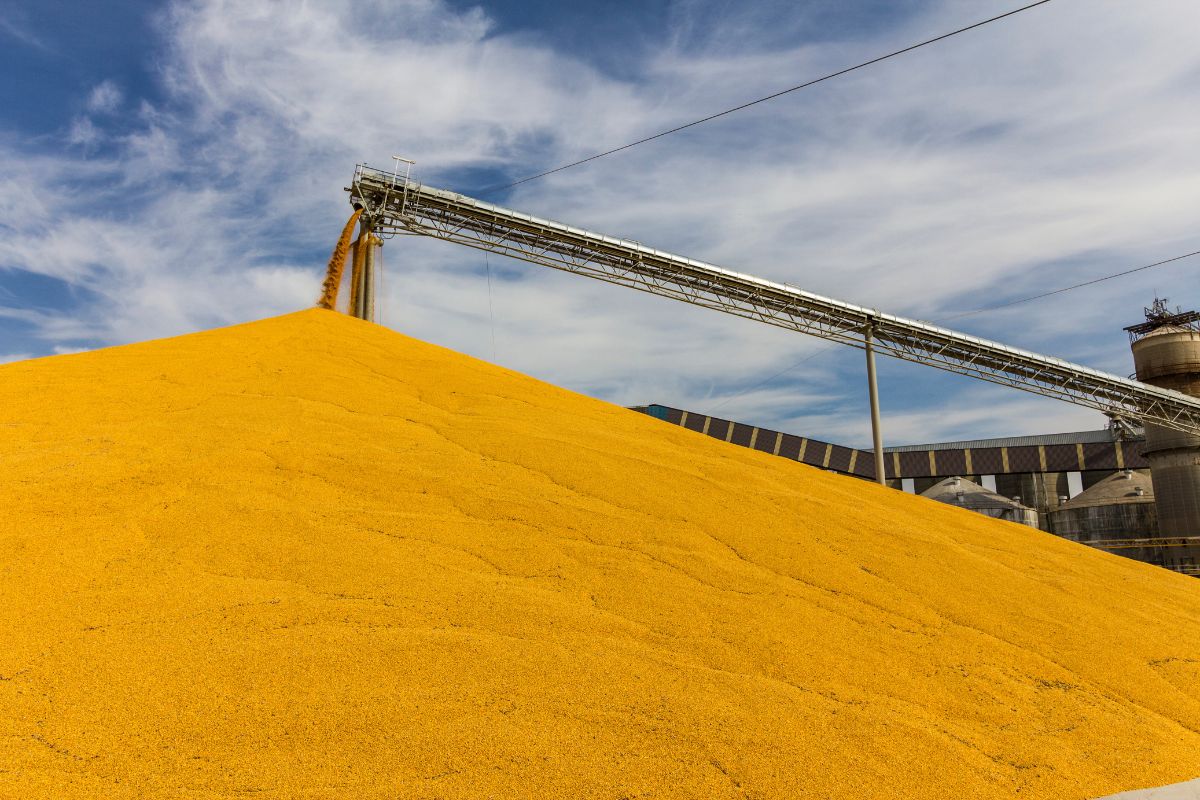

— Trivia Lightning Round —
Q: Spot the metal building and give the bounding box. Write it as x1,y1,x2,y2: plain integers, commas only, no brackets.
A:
920,476,1039,527
1049,469,1157,542
633,404,1142,521
1126,299,1200,537
1050,469,1199,576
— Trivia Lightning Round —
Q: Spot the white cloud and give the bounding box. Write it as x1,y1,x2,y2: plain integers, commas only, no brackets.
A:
67,117,102,148
1,0,1198,445
782,387,1106,450
0,13,51,53
86,80,123,114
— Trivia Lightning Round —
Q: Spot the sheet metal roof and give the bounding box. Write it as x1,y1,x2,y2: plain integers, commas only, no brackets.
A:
884,429,1135,453
920,477,1033,511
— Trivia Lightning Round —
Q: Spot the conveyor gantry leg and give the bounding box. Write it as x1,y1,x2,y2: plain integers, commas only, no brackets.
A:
350,216,377,323
866,324,887,486
361,229,376,323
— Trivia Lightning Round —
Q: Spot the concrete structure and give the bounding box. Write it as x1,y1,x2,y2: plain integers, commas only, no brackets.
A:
920,477,1039,527
1095,776,1200,799
1127,299,1200,538
1050,470,1157,542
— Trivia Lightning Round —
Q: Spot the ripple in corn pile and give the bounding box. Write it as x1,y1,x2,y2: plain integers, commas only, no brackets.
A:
1,309,1198,799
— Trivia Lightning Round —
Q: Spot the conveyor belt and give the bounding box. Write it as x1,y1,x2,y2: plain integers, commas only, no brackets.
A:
347,164,1200,437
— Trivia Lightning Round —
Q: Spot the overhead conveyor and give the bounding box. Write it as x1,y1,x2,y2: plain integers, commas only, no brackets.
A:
344,163,1200,446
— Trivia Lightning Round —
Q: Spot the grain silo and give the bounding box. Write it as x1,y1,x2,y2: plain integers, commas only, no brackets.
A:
920,476,1039,527
1125,298,1200,537
1049,469,1157,542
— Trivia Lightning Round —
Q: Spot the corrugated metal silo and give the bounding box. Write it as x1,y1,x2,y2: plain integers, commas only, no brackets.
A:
1049,469,1157,542
920,476,1040,527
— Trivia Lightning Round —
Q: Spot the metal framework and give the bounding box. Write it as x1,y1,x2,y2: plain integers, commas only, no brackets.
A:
1124,297,1200,342
347,163,1200,437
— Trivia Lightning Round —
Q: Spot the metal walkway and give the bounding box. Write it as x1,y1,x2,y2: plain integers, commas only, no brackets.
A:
347,163,1200,437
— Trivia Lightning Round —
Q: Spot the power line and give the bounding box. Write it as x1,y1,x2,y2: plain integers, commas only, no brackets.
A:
708,341,840,413
481,0,1054,195
941,248,1200,322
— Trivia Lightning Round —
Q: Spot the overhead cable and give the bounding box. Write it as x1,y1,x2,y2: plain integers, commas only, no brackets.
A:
481,0,1054,195
708,343,839,413
943,248,1200,322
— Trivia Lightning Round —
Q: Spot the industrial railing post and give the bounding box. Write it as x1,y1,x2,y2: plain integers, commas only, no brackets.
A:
865,323,887,486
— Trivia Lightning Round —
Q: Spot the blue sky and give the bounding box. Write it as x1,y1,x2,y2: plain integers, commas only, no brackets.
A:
1,0,1198,447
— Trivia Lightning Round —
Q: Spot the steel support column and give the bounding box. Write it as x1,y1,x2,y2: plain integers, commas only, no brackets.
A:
361,231,376,323
351,217,375,322
865,324,886,486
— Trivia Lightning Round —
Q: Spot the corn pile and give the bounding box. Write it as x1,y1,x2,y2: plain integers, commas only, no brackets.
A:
1,309,1198,799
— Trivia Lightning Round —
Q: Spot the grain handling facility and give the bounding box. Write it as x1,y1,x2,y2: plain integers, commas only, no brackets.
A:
340,164,1200,574
1050,470,1159,542
343,164,1200,443
633,403,1145,492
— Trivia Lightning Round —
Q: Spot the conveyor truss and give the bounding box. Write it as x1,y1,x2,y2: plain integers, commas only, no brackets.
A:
347,164,1200,438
